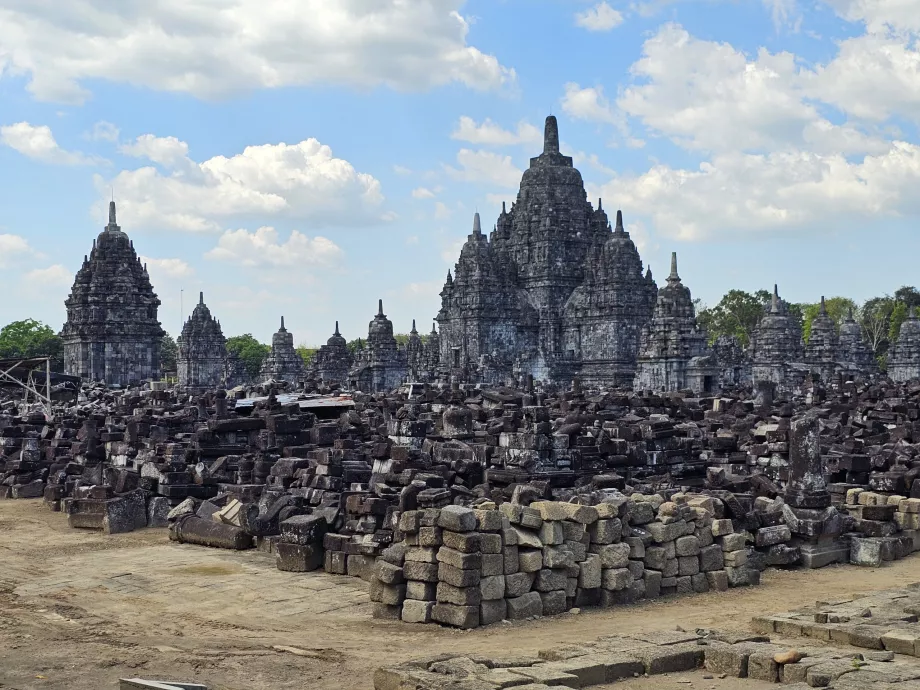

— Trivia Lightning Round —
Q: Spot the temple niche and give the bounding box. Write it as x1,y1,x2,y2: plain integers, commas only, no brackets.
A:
176,292,227,390
60,202,164,386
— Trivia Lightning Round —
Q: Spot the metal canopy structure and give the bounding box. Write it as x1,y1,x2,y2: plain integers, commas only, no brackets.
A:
0,357,79,418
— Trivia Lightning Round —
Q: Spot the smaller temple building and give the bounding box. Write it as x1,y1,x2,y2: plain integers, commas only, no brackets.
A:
176,292,227,390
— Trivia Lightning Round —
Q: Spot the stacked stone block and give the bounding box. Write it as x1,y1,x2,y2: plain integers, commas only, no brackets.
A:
372,496,762,628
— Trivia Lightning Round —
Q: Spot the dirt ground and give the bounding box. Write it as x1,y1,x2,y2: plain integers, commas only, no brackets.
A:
1,499,918,690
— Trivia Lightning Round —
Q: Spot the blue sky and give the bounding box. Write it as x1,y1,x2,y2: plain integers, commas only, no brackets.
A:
1,0,918,347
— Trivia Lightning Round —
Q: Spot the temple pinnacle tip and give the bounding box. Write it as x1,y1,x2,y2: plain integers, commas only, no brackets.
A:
543,115,559,154
378,299,384,316
473,212,481,235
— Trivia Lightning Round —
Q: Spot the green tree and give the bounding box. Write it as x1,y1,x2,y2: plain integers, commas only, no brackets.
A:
889,301,910,345
226,334,271,378
894,286,920,309
296,344,318,367
695,289,772,347
347,338,364,356
860,296,895,357
0,319,64,370
800,297,857,343
160,334,178,374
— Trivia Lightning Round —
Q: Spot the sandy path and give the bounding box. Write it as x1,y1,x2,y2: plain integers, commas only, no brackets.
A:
0,499,914,690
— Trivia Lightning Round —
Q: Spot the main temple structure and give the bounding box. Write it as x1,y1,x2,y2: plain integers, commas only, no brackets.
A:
61,202,164,386
437,116,658,387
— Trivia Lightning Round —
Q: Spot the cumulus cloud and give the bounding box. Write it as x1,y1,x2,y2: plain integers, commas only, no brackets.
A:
591,144,920,241
617,24,889,155
95,135,387,233
574,2,624,31
21,264,72,288
139,256,195,278
120,134,191,169
450,116,541,146
444,149,523,188
89,121,120,142
561,83,622,126
575,21,920,241
412,187,436,199
205,226,344,268
0,1,515,104
1,122,101,165
0,234,37,267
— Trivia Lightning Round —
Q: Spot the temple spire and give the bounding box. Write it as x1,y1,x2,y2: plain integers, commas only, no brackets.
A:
472,212,481,236
377,299,384,316
502,201,506,214
431,321,437,335
199,291,204,305
819,295,827,315
280,316,286,331
543,115,559,154
411,318,418,334
770,285,780,313
615,210,624,232
107,200,117,227
334,320,340,336
667,252,680,284
598,198,603,211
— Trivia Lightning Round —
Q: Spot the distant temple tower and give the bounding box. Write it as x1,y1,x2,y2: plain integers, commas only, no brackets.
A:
307,322,353,386
633,252,717,393
60,202,164,385
176,292,227,390
349,300,407,392
750,285,805,392
260,316,306,384
888,307,920,382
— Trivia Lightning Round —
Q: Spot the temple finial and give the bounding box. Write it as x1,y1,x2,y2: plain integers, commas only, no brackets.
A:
108,200,116,226
668,252,679,283
543,115,559,154
819,296,827,315
911,306,917,319
598,198,603,211
771,286,780,313
472,212,481,235
615,210,624,231
334,320,340,336
502,201,506,214
411,318,417,334
431,321,437,335
280,316,286,331
645,266,652,280
378,299,384,316
848,305,855,320
199,291,204,305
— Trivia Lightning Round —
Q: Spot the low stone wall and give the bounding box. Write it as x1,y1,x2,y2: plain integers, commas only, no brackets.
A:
369,494,766,627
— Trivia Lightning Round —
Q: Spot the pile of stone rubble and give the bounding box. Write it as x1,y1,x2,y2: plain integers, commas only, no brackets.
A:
4,377,920,625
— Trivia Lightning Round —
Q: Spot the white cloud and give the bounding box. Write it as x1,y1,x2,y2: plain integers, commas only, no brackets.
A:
21,264,72,288
95,135,387,233
574,2,624,31
412,187,436,199
802,32,920,122
139,256,195,278
435,201,453,220
1,122,101,165
120,134,191,169
89,121,120,142
0,1,515,104
0,234,37,267
445,149,523,188
393,165,413,176
591,143,920,241
205,226,344,268
617,24,889,156
820,0,920,34
561,83,621,126
450,116,541,146
441,239,465,263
